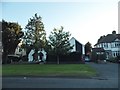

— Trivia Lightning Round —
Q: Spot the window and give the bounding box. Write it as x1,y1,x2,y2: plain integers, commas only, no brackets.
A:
104,43,108,48
118,51,120,56
106,43,108,48
19,48,22,52
101,43,103,48
101,52,104,54
113,53,116,57
114,42,120,48
111,43,114,48
118,42,120,47
112,51,120,57
115,42,117,47
103,43,105,48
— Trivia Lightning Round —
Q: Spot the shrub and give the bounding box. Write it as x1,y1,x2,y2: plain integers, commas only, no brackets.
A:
107,57,119,63
21,55,28,62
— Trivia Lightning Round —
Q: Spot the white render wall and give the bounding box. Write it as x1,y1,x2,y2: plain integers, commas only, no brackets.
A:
82,45,85,55
95,41,120,57
69,37,85,55
69,37,76,52
15,46,26,56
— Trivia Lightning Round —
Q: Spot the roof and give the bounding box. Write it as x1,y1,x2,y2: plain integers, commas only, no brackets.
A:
95,32,120,45
70,37,83,45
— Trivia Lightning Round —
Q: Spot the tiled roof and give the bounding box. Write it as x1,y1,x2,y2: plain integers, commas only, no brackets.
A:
96,33,120,45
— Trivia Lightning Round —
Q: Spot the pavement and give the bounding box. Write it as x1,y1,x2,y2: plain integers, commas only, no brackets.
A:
2,62,119,89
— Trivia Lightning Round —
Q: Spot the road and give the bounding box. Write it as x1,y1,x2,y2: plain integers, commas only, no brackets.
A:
2,62,119,88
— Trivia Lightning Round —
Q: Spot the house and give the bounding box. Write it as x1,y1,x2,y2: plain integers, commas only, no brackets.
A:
15,40,26,57
69,37,85,55
94,31,120,59
7,40,27,63
46,37,85,64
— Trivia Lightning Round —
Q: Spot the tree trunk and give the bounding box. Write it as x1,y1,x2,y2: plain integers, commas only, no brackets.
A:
57,55,59,64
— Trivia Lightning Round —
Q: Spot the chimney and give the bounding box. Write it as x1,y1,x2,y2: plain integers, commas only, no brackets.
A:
112,30,116,35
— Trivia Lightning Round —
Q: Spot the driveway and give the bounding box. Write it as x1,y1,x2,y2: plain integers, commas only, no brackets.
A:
86,62,118,79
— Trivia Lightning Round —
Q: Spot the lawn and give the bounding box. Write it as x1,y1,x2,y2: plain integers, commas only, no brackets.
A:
2,64,97,78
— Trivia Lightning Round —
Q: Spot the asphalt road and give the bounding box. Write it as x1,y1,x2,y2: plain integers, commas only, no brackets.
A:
2,62,119,88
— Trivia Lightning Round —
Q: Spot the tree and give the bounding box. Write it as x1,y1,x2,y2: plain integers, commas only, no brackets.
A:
23,13,46,52
85,42,92,58
2,20,24,64
48,26,73,64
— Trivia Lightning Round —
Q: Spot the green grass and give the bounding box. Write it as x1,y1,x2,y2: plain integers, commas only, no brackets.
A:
2,64,97,77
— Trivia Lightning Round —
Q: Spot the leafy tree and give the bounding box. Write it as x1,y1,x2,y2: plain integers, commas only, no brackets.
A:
85,42,92,57
44,40,52,54
2,20,24,64
48,26,73,64
22,13,46,53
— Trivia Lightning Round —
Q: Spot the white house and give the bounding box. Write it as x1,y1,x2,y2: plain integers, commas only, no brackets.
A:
15,40,26,57
94,31,120,59
69,37,85,55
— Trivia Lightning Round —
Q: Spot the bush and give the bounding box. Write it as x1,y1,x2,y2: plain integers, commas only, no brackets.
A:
115,56,120,63
107,57,119,63
21,55,28,62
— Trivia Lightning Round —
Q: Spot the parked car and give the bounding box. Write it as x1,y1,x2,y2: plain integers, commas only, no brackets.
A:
84,57,90,62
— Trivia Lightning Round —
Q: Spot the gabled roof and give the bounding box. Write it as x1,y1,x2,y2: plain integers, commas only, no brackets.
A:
70,37,83,45
95,31,120,45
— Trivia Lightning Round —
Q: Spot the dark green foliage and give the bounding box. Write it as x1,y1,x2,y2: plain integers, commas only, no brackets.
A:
49,26,73,55
22,13,46,51
44,41,52,54
108,56,120,63
2,20,24,64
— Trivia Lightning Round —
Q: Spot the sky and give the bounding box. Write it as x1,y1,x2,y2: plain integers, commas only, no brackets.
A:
1,0,119,46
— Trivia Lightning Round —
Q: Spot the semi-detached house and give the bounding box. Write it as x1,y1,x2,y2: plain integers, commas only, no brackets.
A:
94,31,120,59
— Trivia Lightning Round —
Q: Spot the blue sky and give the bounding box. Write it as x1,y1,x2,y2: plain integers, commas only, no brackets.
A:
1,0,119,46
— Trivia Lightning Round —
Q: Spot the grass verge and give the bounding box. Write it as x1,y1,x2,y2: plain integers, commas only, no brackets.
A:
2,64,97,78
